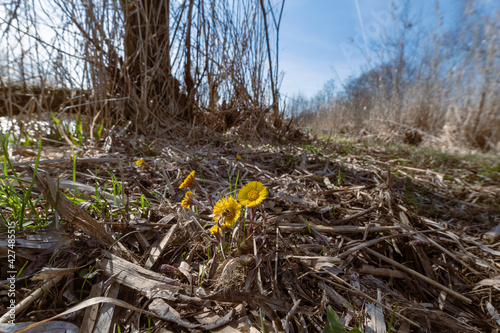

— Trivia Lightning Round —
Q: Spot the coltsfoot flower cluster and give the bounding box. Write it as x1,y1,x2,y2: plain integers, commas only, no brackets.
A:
177,170,268,236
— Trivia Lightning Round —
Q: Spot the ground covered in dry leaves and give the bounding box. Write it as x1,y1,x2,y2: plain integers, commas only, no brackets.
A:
1,125,500,333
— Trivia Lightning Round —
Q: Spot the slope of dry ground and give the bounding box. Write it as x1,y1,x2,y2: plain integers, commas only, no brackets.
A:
0,127,499,333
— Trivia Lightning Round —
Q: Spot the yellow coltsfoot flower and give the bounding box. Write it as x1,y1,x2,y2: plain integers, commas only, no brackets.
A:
213,196,241,228
179,170,196,189
238,181,267,207
181,191,194,209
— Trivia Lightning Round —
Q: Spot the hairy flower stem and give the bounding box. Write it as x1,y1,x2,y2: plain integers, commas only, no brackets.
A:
192,198,209,211
249,206,257,221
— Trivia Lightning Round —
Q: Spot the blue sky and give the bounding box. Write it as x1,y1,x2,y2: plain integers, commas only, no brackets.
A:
278,0,462,99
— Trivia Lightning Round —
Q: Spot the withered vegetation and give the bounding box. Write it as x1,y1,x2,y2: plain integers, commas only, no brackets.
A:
0,0,500,332
295,1,500,153
0,121,499,332
0,0,284,134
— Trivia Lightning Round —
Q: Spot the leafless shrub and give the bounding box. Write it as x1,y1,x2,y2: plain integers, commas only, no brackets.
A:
0,0,285,137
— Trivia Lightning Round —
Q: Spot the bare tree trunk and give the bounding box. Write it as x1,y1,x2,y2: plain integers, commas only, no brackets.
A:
120,0,186,121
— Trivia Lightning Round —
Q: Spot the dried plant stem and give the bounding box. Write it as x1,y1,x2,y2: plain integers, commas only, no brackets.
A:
312,272,421,329
365,248,472,304
0,276,64,323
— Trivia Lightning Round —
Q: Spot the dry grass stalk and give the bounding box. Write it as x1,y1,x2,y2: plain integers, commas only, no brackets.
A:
1,0,286,139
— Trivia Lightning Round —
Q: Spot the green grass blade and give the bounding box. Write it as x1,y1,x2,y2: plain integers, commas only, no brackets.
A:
0,132,17,178
233,172,240,198
19,140,43,230
323,305,346,333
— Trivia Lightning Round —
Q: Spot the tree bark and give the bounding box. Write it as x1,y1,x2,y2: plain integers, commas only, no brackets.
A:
120,0,187,120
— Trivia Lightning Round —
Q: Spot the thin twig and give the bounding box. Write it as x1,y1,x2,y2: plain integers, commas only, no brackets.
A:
365,248,472,304
312,272,421,329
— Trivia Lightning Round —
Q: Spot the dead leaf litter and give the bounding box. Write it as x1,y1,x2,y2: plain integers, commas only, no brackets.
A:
1,132,499,332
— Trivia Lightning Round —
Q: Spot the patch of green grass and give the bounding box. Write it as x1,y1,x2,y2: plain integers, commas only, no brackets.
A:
301,143,321,154
316,133,499,186
338,141,356,157
0,134,43,230
49,112,85,146
481,164,500,181
106,171,123,204
62,173,141,221
381,143,499,180
315,132,357,156
20,132,36,146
